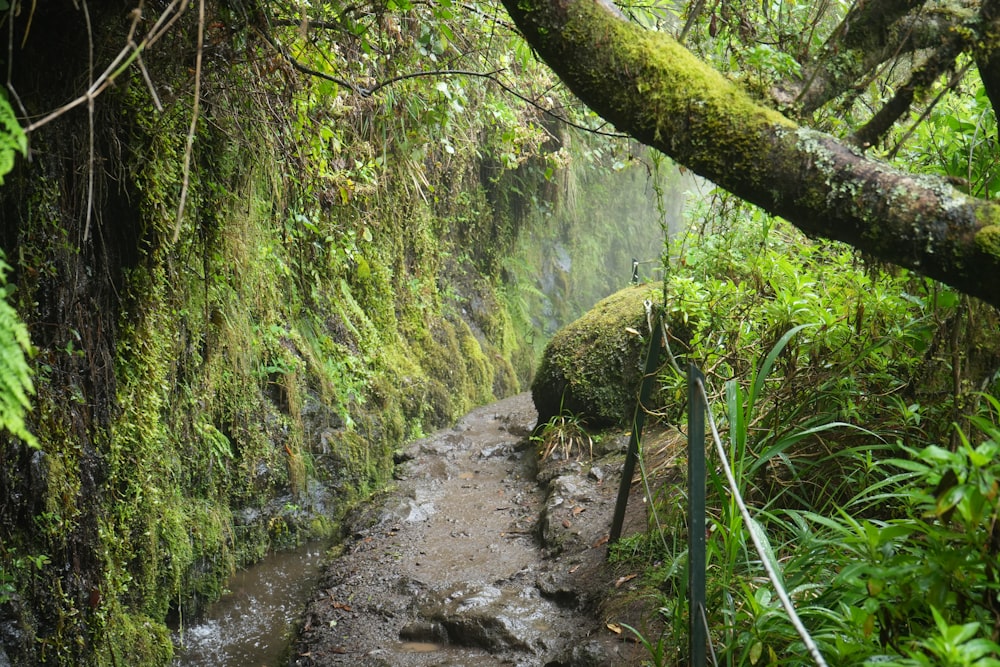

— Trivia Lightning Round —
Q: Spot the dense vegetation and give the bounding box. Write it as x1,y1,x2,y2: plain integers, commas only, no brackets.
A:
601,204,1000,665
516,0,1000,664
503,0,1000,305
0,1,667,664
2,0,1000,665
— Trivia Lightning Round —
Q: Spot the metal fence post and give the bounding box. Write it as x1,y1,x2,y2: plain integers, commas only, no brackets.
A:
608,314,662,546
688,365,707,666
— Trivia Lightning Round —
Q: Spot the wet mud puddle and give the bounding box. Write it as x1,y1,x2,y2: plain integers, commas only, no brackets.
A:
290,393,642,666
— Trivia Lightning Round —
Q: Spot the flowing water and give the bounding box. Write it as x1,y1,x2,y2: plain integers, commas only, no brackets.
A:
171,541,329,666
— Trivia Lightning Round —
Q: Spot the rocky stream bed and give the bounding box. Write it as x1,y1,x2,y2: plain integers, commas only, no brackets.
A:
288,393,660,666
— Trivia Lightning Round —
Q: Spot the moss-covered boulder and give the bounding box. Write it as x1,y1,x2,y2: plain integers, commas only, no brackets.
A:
532,284,662,429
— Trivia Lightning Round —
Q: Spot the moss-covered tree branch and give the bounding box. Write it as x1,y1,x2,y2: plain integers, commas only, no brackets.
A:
501,0,1000,308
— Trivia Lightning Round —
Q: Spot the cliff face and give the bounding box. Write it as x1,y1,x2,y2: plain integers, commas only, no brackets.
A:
0,2,672,663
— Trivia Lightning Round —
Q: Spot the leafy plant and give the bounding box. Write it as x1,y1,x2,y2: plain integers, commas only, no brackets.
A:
0,90,26,184
0,251,36,448
611,189,1000,665
532,408,593,461
882,607,1000,667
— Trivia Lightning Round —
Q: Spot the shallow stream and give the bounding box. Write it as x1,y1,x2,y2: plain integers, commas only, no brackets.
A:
171,541,328,666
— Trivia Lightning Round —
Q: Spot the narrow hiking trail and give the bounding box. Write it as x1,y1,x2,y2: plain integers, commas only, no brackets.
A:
290,393,649,666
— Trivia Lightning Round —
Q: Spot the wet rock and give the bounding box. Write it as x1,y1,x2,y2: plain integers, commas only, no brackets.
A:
380,493,436,524
301,395,345,432
536,570,580,606
540,473,600,553
399,620,448,643
0,614,26,667
531,284,662,429
393,575,427,598
423,584,550,654
551,475,595,504
536,459,584,485
479,443,510,459
568,638,618,666
598,432,631,456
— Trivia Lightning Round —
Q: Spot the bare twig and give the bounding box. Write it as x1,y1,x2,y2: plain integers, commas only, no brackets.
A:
23,0,188,134
373,68,631,138
256,27,367,95
887,60,973,160
269,29,629,140
678,0,708,42
850,33,966,150
82,0,94,241
259,3,627,139
137,53,163,112
174,0,205,243
5,4,29,126
20,0,37,48
83,0,96,242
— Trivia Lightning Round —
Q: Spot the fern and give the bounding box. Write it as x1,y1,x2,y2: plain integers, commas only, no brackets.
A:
0,90,25,184
0,254,36,448
0,92,33,446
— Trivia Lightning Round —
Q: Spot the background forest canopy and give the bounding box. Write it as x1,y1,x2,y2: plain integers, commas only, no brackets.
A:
1,0,1000,666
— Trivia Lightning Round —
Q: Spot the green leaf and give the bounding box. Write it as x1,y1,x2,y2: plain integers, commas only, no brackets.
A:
748,516,783,587
748,323,816,413
0,253,36,447
0,91,26,184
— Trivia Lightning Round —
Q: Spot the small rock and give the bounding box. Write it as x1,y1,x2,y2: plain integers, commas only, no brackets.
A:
399,621,447,643
569,638,615,666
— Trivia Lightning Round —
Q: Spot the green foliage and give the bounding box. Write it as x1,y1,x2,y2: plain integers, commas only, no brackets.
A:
0,2,694,664
612,191,1000,665
897,71,1000,198
0,252,36,448
531,408,594,461
0,90,26,184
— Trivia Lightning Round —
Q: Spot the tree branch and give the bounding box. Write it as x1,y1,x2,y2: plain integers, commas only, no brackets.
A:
792,0,961,114
850,32,967,149
975,0,1000,139
501,0,1000,307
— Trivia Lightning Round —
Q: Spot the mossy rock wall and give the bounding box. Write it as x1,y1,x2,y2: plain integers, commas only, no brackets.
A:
0,3,568,664
532,284,662,428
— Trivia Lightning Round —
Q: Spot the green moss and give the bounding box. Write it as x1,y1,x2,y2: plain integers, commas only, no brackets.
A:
561,0,794,190
1,6,572,663
532,284,662,427
96,610,173,666
976,224,1000,257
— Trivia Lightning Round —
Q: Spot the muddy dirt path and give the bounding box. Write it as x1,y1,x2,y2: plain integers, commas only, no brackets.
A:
289,393,649,666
